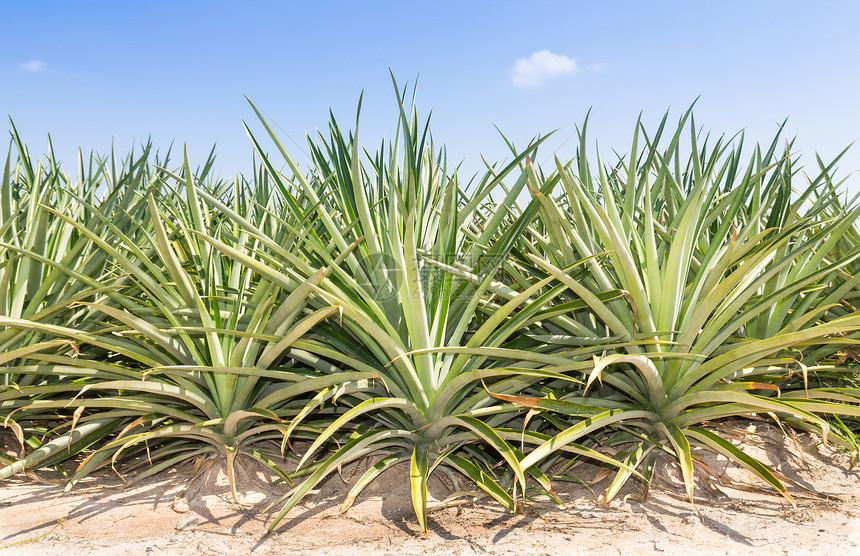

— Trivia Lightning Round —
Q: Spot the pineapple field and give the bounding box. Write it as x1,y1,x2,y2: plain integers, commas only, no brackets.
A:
2,81,860,552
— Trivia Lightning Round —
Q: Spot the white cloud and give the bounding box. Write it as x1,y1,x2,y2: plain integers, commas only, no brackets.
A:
20,60,48,72
511,50,578,87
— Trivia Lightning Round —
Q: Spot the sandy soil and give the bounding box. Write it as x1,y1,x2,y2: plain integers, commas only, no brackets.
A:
1,420,859,555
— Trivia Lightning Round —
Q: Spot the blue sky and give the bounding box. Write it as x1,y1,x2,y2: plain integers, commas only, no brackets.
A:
3,1,860,196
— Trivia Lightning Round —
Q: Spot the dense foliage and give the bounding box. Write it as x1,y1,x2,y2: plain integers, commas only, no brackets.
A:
3,82,860,533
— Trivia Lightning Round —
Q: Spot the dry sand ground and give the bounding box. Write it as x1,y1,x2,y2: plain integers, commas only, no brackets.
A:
1,421,859,555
